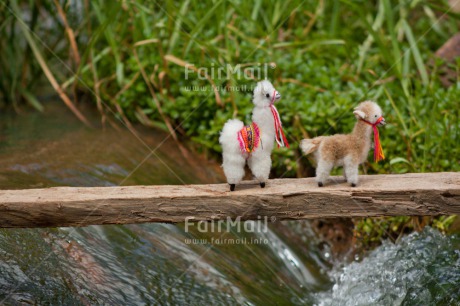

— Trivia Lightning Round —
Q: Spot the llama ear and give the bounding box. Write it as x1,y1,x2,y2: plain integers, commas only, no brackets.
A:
353,110,366,119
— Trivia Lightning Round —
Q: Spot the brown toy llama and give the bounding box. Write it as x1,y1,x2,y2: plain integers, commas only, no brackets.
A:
300,100,386,187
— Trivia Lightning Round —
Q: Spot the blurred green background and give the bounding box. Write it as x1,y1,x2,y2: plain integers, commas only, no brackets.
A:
1,0,459,177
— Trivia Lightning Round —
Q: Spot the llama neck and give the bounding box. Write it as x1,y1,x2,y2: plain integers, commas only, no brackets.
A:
252,106,275,139
352,120,373,141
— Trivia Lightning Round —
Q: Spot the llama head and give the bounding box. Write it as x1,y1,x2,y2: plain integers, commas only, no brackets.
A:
252,80,280,107
353,100,386,126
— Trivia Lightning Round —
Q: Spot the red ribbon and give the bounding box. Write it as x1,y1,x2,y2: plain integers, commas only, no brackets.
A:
268,89,289,148
270,104,289,148
361,117,385,162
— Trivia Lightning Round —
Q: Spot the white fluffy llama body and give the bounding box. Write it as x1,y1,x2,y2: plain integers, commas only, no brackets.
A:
300,101,386,187
219,80,286,191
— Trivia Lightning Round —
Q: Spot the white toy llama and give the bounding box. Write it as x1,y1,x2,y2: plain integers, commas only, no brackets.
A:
300,100,386,187
219,80,289,191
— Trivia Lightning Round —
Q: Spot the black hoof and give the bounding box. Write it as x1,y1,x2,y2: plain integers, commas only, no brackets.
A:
260,182,265,188
318,182,323,187
229,184,235,191
351,183,356,187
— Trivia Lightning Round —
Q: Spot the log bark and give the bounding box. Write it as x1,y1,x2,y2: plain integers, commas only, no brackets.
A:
0,172,459,228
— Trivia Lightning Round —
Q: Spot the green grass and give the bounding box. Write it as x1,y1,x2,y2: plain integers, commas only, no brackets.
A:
2,0,458,175
1,0,459,238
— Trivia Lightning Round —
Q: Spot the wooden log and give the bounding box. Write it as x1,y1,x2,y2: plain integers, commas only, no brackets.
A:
0,172,459,228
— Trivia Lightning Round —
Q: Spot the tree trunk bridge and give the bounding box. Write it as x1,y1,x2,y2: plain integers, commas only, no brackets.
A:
0,172,459,228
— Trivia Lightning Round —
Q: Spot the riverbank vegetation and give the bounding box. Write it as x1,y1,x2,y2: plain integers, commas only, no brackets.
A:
1,0,459,241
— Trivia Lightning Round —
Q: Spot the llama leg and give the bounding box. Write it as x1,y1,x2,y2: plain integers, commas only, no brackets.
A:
222,154,246,191
248,153,271,187
344,159,359,187
316,159,333,187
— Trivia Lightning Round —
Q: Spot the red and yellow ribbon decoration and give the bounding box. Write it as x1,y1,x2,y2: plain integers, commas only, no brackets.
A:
361,116,385,162
269,89,289,148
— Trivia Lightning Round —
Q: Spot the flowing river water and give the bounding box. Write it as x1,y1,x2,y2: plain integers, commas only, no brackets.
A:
0,100,459,305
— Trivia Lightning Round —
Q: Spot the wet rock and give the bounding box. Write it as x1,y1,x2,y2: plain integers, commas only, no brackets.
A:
449,0,460,13
310,218,355,261
433,33,460,87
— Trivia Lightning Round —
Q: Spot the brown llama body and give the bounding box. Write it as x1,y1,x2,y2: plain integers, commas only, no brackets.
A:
300,101,385,187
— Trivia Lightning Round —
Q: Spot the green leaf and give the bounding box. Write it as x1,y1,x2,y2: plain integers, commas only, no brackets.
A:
389,157,410,165
20,88,44,112
401,19,429,86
